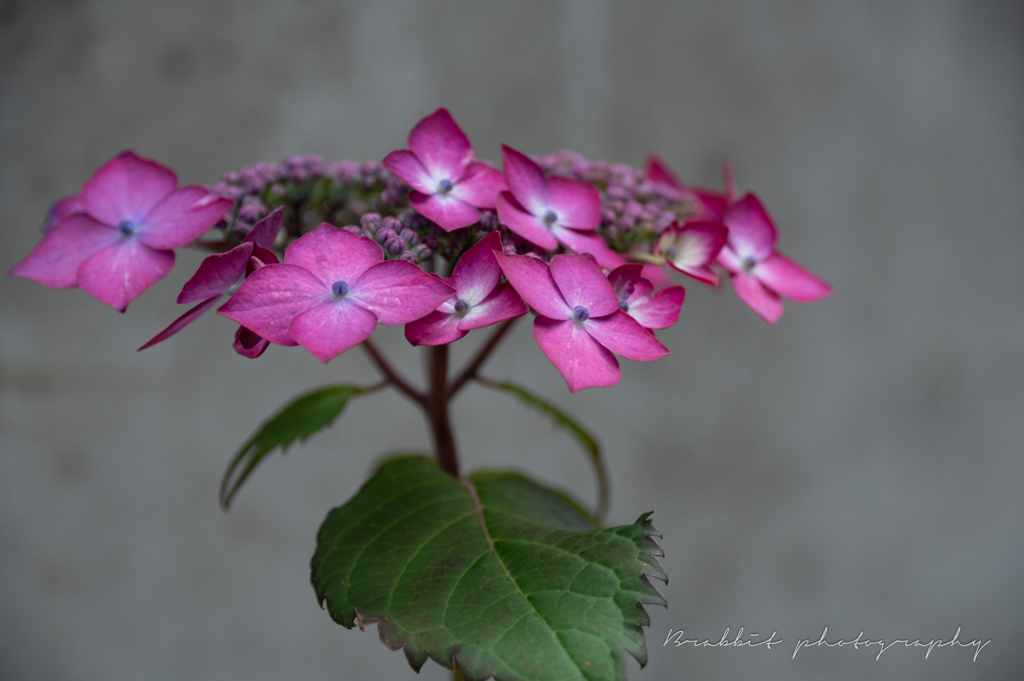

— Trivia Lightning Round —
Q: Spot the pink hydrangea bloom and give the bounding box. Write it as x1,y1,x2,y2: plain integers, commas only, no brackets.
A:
654,220,728,285
607,265,686,330
382,108,506,231
497,145,624,269
405,231,527,346
138,207,284,352
218,223,455,363
495,252,668,392
10,151,232,311
717,194,832,323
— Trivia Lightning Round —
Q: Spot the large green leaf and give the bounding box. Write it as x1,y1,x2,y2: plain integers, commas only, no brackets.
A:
311,456,666,681
220,385,365,508
478,378,609,520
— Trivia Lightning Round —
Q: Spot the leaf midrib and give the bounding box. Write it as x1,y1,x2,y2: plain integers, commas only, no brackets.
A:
461,478,586,679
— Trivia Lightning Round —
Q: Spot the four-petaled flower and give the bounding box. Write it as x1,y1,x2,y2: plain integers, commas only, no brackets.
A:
495,252,668,392
497,145,623,269
10,151,233,311
405,231,527,346
717,194,832,323
139,207,285,355
607,265,687,330
218,223,455,363
382,108,506,231
654,220,729,285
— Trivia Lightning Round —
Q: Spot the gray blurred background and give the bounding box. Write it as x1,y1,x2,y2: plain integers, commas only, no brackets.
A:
1,1,1021,680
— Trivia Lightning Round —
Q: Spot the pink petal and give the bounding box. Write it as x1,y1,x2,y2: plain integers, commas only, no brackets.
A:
284,223,382,287
350,260,456,325
627,286,686,330
584,310,670,361
76,240,175,312
496,192,558,249
250,245,279,269
217,264,326,345
233,326,271,359
243,206,284,248
626,278,655,304
545,176,601,230
452,231,503,305
533,316,620,393
551,226,625,269
731,271,783,324
10,213,118,288
657,220,728,269
382,150,436,194
716,244,743,273
404,310,466,347
80,151,178,226
645,154,682,188
607,264,644,302
549,254,619,317
724,193,778,261
138,295,222,350
137,187,233,249
409,191,481,231
288,299,379,363
755,251,832,302
43,195,83,232
408,108,473,182
178,243,253,303
493,252,571,320
692,189,728,221
458,282,528,331
451,162,506,209
641,263,674,288
500,145,547,212
723,162,737,203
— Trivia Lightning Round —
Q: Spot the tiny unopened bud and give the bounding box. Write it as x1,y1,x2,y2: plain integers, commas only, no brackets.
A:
400,250,418,263
382,216,402,232
385,236,406,255
361,213,382,231
400,228,419,246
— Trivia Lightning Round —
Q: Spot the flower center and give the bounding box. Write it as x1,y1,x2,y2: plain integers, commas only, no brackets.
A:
453,299,469,314
331,280,349,297
542,210,558,226
665,247,678,260
618,300,629,312
117,220,136,237
742,256,758,273
573,305,589,322
438,178,454,194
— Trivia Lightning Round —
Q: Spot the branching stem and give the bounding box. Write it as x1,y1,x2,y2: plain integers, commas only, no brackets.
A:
448,318,518,400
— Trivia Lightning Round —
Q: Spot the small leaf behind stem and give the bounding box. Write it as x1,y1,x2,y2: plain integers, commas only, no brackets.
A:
220,384,372,508
476,377,609,521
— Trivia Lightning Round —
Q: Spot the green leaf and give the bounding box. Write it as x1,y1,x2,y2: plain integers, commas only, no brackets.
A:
311,456,666,681
220,385,365,508
479,378,609,521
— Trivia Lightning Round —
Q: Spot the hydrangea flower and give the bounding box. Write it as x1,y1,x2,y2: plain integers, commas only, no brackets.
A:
405,231,527,346
218,223,455,363
717,194,832,323
495,252,668,392
607,265,686,330
10,151,232,311
497,145,623,269
654,220,728,285
139,207,284,352
382,108,506,231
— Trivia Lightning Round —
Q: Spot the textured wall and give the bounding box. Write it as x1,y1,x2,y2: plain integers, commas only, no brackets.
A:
1,1,1021,680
